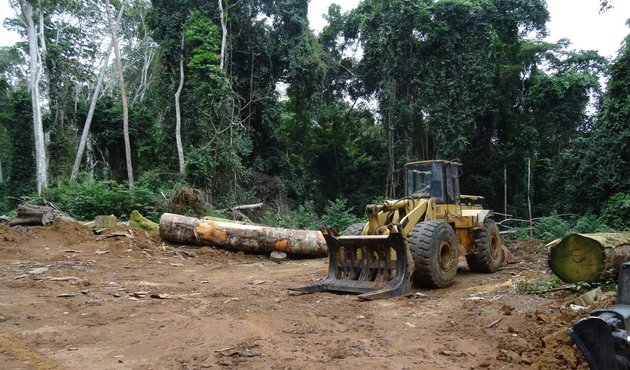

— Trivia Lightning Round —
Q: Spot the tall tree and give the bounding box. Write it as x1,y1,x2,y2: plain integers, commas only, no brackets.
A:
174,33,185,174
70,3,126,182
105,0,134,189
19,0,47,195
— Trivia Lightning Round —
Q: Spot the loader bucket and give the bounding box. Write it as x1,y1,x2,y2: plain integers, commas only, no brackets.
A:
289,228,413,300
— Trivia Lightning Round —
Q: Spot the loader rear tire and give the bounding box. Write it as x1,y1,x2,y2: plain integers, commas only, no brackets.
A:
466,218,502,273
342,223,366,236
409,221,459,288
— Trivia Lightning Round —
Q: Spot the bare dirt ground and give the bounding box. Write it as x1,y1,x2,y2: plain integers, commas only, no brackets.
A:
0,220,597,369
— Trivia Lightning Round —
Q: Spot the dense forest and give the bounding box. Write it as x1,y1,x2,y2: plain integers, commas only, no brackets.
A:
0,0,628,232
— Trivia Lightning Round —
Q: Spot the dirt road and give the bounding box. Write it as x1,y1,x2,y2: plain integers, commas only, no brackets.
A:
0,221,589,369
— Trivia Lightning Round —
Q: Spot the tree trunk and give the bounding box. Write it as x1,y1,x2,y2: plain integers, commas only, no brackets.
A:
159,213,327,257
0,159,3,183
85,133,95,178
105,0,134,189
70,41,114,182
9,204,54,226
21,1,47,195
70,4,124,182
175,33,185,175
527,158,532,237
503,163,507,218
218,0,227,70
386,108,395,198
549,233,630,283
133,10,154,103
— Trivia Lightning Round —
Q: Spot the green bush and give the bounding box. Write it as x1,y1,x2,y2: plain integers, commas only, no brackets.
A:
258,197,363,232
601,193,630,230
0,184,10,213
42,176,162,221
136,170,185,194
258,201,322,230
573,214,609,233
320,198,363,232
534,215,572,241
531,214,609,242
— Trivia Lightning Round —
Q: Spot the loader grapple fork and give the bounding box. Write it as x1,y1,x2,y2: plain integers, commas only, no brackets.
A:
289,227,413,300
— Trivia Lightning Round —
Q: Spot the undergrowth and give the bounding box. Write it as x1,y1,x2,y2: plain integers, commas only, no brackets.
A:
504,213,612,243
516,275,564,294
39,176,163,221
257,198,362,231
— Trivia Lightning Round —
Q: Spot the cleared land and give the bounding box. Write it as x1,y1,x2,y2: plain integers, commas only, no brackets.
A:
0,221,592,369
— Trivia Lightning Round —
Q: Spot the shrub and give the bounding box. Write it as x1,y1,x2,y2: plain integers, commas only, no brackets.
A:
320,198,363,232
573,214,609,233
601,193,630,231
533,215,572,241
258,201,322,230
513,213,610,242
42,176,162,221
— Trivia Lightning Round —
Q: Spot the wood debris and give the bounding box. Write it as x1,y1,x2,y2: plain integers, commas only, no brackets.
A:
57,293,77,297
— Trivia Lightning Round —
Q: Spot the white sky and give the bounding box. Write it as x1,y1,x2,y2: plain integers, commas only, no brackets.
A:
0,0,628,58
308,0,630,59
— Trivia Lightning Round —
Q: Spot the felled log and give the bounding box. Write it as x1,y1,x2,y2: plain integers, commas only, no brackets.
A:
549,233,630,283
9,204,54,226
159,213,327,257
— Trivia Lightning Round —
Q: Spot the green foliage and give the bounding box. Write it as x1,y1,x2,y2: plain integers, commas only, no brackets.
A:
601,193,630,230
258,201,322,230
533,215,573,241
257,197,362,232
573,214,609,233
0,88,35,196
1,0,628,240
42,176,163,221
532,214,610,242
320,198,363,232
185,11,221,79
517,274,563,294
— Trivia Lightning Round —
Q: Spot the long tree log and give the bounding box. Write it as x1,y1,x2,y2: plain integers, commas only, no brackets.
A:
159,213,327,257
549,233,630,283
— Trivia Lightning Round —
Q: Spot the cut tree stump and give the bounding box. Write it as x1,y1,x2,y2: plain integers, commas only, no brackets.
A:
95,215,117,228
9,205,54,226
548,233,630,283
159,213,327,257
270,251,287,263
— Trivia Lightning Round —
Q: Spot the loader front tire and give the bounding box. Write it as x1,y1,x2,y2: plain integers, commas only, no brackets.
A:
342,223,366,236
466,218,502,273
409,221,459,288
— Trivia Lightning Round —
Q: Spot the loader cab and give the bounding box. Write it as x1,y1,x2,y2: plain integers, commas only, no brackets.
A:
404,160,461,204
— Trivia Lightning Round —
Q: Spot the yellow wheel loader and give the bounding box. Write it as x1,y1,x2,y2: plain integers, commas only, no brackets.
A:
290,160,503,300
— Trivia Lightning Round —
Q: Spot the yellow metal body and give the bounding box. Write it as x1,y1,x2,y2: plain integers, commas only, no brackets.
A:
362,197,487,256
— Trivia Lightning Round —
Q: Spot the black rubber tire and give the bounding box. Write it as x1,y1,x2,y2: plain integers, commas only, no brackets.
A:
466,218,502,273
409,221,459,288
342,223,365,236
